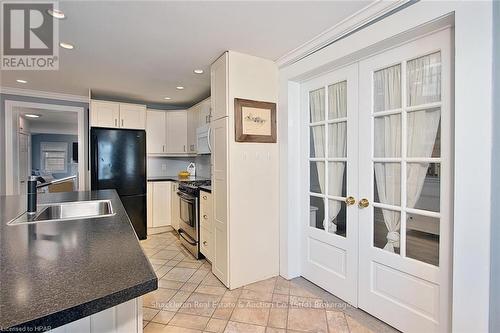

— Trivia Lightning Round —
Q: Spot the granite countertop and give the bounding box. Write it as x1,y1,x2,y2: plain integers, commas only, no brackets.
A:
0,190,157,332
199,185,212,192
147,175,211,182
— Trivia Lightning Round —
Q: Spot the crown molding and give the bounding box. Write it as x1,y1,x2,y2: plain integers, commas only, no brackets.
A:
0,86,89,103
275,0,414,68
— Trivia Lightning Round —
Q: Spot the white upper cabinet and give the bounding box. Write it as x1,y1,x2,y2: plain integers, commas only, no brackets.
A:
120,103,146,129
146,109,167,154
198,97,212,126
211,53,228,121
166,110,188,154
91,100,146,129
90,100,120,128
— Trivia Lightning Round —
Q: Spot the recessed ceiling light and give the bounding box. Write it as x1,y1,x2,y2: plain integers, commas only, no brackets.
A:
163,97,171,100
16,79,27,83
193,69,204,74
59,42,74,50
176,86,185,90
47,9,65,19
25,114,40,118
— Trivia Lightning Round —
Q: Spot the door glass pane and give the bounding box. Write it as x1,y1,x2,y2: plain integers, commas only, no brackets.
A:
310,125,325,158
328,122,347,157
374,64,401,112
310,161,325,194
406,213,439,266
374,114,401,157
328,81,347,119
310,196,325,230
407,163,440,212
374,207,401,255
328,199,346,237
374,163,401,206
407,108,441,158
328,162,346,197
407,52,441,106
309,88,325,123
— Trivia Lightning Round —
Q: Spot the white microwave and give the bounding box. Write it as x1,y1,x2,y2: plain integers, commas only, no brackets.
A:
196,125,211,155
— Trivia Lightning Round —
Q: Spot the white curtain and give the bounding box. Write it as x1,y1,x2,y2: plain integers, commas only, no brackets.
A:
373,65,402,252
327,81,347,233
310,88,325,198
407,53,441,209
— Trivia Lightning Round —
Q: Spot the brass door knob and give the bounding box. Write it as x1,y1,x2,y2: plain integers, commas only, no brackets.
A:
358,198,369,208
345,196,356,206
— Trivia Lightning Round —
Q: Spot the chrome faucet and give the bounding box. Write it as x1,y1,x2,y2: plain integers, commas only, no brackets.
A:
27,176,38,215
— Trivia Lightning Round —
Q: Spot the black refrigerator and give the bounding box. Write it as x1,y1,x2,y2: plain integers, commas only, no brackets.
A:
91,128,147,240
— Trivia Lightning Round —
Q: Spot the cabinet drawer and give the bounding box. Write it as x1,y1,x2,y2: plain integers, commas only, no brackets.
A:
200,226,212,261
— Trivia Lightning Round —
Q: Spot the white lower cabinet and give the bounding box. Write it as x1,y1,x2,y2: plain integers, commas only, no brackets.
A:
147,181,172,229
199,190,213,262
171,182,181,231
49,297,142,333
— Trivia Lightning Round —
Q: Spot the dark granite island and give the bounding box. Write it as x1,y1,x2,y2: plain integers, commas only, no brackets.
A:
0,190,157,332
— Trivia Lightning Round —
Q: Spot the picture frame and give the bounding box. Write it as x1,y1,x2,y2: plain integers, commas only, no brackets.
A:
234,98,277,143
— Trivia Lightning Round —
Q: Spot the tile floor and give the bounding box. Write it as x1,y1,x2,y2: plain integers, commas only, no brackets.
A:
140,232,399,333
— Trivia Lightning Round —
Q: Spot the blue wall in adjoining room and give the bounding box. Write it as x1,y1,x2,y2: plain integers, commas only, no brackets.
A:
31,133,78,179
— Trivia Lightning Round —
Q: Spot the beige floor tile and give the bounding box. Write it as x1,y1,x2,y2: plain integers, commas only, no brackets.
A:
163,325,203,333
182,282,201,292
150,258,169,265
224,321,266,333
271,294,289,307
205,318,228,333
164,267,197,282
144,248,162,257
163,290,192,311
243,278,276,294
287,308,328,333
265,328,285,333
201,273,226,287
267,308,287,329
144,320,150,328
159,279,185,290
223,288,242,300
289,295,324,309
144,288,177,309
326,311,349,333
177,261,204,269
152,263,164,271
169,312,210,330
144,322,167,333
156,266,175,279
196,284,227,296
230,300,271,326
273,278,290,295
288,283,322,299
151,310,176,324
143,307,160,321
212,297,237,320
239,289,273,302
345,315,375,333
178,292,221,316
189,270,211,284
153,250,181,260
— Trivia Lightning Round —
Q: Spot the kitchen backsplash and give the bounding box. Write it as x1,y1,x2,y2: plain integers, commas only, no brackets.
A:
147,155,211,178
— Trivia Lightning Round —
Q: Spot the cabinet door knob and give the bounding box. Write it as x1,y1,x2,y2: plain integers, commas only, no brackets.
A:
202,196,207,200
203,241,207,246
203,215,208,219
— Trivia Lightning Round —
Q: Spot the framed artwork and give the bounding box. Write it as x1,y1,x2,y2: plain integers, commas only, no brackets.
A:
234,98,277,143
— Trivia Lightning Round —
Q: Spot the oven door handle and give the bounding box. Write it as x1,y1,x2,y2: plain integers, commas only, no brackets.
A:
178,229,197,246
177,191,196,202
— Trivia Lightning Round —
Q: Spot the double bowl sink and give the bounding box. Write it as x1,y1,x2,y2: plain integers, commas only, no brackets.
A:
7,200,116,225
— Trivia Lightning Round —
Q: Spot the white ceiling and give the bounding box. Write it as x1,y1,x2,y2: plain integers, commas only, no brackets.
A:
16,107,78,134
1,1,371,107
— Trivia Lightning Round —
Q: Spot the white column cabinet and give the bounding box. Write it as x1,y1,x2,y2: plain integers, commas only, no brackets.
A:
200,190,213,262
166,111,188,154
211,53,228,121
146,110,167,154
119,103,146,129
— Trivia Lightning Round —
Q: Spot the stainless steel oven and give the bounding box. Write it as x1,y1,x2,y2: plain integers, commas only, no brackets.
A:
177,189,200,258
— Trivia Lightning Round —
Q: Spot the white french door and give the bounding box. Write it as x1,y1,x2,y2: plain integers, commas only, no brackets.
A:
302,29,451,332
301,63,359,306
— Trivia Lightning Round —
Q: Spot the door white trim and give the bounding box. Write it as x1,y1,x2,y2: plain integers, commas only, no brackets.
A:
4,100,86,194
